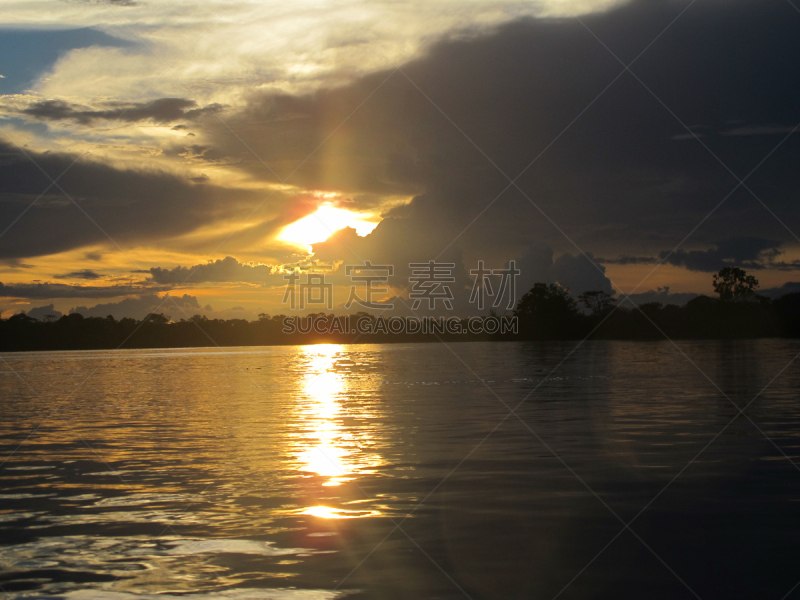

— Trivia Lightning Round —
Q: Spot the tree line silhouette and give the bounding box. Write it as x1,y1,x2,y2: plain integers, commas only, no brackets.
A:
2,267,800,351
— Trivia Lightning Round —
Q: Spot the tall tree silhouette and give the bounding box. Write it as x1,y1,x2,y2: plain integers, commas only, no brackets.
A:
713,267,759,302
513,283,579,339
578,290,616,317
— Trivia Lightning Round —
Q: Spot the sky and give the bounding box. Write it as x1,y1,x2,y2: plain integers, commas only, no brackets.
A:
2,0,800,320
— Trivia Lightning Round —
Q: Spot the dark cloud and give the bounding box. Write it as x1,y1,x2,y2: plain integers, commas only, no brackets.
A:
70,293,201,320
149,256,274,285
553,253,614,296
311,228,614,313
597,256,659,266
55,269,102,280
0,140,262,259
659,237,786,272
25,303,63,321
515,244,614,297
6,0,800,295
203,0,800,273
19,98,223,125
311,224,474,294
144,240,614,316
167,144,231,164
761,282,800,299
0,281,150,299
721,126,800,137
0,258,35,269
629,281,800,302
621,287,699,306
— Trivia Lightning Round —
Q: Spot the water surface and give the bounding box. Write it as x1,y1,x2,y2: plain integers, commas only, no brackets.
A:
1,341,800,599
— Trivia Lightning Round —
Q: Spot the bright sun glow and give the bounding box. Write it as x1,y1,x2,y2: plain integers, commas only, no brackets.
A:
302,506,381,519
278,205,379,248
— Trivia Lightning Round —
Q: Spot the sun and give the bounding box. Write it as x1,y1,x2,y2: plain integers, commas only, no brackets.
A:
278,204,379,249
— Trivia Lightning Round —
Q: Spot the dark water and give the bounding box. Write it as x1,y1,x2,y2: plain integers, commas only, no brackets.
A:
1,341,800,600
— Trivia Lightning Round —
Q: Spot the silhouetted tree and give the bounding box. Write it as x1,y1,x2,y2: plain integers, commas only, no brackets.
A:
639,302,663,316
774,292,800,337
578,290,616,317
713,267,758,302
9,313,35,323
514,283,579,339
0,270,797,352
143,313,170,325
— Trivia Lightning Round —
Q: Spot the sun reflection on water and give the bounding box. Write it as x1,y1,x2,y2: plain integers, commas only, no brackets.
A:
294,344,384,501
302,505,381,519
297,344,349,483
